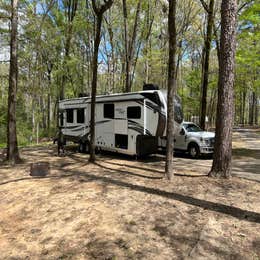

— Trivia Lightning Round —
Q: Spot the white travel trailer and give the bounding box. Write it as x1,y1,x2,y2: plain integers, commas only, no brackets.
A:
58,86,183,157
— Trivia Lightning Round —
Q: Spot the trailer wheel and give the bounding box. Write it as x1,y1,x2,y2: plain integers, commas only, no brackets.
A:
188,143,200,159
78,142,86,153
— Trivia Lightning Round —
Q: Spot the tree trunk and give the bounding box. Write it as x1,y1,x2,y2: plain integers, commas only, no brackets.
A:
7,0,20,163
60,0,78,100
252,91,257,125
122,0,141,93
47,93,51,133
249,91,254,125
255,94,258,125
242,89,246,125
47,64,52,133
89,0,113,162
122,0,129,92
105,9,115,93
89,15,102,162
209,0,237,178
165,0,177,180
200,0,215,130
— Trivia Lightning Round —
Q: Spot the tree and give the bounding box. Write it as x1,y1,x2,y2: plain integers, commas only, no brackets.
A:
165,0,177,180
235,1,259,126
209,0,237,178
6,0,20,163
122,0,141,93
89,0,113,162
199,0,215,130
60,0,78,100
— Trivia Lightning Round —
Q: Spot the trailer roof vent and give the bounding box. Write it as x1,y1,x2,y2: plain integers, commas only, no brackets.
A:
143,83,159,91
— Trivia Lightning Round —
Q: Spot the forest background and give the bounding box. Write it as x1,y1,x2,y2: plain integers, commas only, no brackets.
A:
0,0,259,147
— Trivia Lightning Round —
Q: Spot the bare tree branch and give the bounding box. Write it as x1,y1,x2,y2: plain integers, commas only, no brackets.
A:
238,0,254,13
199,0,209,13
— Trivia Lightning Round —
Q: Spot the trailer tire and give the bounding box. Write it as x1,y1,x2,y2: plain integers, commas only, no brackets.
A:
188,143,200,159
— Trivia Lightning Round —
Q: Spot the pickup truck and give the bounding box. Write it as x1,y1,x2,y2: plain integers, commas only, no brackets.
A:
175,122,215,158
158,122,215,158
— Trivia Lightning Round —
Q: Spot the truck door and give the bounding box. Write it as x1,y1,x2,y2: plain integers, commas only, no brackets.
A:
175,127,187,150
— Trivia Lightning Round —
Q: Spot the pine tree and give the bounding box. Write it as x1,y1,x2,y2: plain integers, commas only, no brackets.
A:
209,0,237,178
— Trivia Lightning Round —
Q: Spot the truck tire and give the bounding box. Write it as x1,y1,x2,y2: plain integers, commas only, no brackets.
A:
188,143,200,159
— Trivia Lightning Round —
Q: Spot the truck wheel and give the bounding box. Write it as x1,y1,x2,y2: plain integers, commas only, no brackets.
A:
78,142,86,153
188,143,200,159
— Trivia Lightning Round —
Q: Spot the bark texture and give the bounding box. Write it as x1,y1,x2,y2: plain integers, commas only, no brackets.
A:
7,0,20,163
60,0,78,100
209,0,237,178
199,0,215,130
165,0,177,180
89,0,113,162
122,0,141,93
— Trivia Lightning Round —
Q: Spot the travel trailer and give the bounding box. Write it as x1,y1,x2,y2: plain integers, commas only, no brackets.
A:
58,85,183,157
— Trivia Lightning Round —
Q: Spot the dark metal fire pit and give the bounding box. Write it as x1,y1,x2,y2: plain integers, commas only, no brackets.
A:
30,162,50,177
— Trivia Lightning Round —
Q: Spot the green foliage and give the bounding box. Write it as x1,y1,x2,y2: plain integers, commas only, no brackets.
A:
0,0,259,150
182,68,201,116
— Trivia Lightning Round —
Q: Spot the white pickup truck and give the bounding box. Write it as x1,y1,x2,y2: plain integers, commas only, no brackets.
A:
158,122,215,158
175,122,215,158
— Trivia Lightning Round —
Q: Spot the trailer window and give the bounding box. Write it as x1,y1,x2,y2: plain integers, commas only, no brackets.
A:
104,104,114,118
77,108,85,123
127,106,141,119
66,109,74,123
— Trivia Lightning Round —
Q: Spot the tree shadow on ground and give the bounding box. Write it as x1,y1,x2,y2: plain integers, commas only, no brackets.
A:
99,150,166,163
232,148,260,160
58,168,260,223
232,163,260,175
158,150,213,160
94,162,163,180
98,159,165,174
0,165,259,224
98,160,207,178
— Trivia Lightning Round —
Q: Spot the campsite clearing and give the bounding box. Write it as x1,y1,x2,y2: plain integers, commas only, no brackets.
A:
0,129,259,259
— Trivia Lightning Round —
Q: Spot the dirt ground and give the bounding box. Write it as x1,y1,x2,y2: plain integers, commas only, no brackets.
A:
0,130,260,259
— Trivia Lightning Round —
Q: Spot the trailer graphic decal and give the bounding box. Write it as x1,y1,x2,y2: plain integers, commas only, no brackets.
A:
128,120,152,136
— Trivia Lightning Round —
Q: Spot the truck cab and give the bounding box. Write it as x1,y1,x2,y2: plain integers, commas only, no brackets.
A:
175,122,215,158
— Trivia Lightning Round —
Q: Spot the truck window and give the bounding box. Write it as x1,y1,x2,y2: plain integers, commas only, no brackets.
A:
104,104,114,118
184,124,202,132
127,106,141,119
66,109,74,123
77,108,85,123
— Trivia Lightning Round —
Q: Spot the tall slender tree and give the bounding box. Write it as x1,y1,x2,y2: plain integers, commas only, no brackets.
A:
199,0,215,130
89,0,113,162
209,0,237,178
165,0,177,180
6,0,20,163
122,0,141,93
60,0,78,100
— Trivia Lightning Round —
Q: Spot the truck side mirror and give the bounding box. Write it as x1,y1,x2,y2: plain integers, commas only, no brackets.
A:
180,128,185,135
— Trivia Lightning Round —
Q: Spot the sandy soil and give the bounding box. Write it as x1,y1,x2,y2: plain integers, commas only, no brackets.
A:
0,142,260,259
